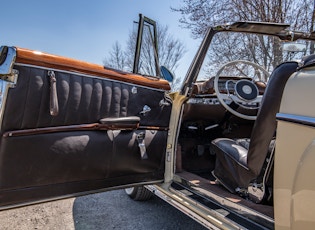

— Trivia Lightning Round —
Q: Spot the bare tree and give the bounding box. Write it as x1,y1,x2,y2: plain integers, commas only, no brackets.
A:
103,41,126,71
104,24,186,77
173,0,314,38
158,25,186,71
172,0,315,73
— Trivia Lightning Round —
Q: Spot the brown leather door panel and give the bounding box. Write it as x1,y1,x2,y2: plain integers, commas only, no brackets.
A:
2,65,171,132
0,63,171,208
108,130,167,177
0,131,112,190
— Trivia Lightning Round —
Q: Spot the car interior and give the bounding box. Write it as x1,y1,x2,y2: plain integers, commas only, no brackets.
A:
175,61,298,220
172,23,315,226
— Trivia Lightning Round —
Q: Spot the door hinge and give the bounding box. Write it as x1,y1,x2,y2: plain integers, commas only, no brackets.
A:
0,46,19,87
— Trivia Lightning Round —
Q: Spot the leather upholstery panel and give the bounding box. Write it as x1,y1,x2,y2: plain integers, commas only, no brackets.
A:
0,64,170,205
212,138,248,168
0,131,112,190
108,130,167,177
1,65,171,133
0,129,167,191
247,62,298,175
0,172,163,207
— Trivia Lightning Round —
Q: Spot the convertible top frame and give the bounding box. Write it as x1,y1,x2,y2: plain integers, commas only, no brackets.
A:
181,21,315,95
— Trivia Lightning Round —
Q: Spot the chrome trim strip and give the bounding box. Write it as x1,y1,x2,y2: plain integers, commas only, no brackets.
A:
146,184,222,230
14,63,167,92
276,113,315,127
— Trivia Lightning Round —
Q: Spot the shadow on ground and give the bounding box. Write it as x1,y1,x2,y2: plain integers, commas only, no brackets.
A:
73,189,207,230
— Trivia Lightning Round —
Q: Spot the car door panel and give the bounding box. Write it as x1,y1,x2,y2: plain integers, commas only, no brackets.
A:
0,131,111,188
109,129,167,177
0,46,171,208
275,65,315,229
2,65,170,130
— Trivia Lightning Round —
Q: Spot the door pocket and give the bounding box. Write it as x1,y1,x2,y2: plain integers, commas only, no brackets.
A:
108,129,167,177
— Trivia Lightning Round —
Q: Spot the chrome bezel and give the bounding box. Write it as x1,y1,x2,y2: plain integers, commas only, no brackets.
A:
234,79,259,102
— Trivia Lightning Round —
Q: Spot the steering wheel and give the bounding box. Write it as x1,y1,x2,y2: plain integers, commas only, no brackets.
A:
214,60,270,120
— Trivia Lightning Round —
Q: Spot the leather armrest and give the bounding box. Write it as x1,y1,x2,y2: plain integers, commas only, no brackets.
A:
99,116,140,130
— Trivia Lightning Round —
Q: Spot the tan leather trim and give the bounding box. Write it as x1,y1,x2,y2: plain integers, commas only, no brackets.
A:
15,47,171,91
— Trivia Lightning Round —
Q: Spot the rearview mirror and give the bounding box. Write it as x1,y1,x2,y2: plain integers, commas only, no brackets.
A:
282,42,307,52
160,66,174,82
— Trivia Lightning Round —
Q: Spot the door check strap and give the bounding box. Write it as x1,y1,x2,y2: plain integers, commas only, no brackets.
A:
48,70,59,116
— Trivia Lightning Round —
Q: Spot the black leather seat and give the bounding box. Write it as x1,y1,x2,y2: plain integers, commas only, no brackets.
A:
211,61,298,193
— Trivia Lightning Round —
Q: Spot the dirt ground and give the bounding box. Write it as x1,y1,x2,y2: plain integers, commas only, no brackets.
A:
0,190,207,230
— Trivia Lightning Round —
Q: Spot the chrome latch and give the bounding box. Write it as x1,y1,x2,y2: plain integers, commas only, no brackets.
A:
140,105,151,116
2,69,19,87
136,132,148,159
131,86,137,94
247,182,265,203
159,98,171,107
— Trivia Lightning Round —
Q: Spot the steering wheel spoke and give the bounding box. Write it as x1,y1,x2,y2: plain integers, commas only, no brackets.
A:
220,93,231,101
230,94,262,110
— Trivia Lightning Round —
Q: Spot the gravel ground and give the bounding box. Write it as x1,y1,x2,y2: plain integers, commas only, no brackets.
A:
0,190,207,230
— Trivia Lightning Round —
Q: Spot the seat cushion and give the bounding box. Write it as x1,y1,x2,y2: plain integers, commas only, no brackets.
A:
211,138,275,193
212,138,249,169
236,138,251,150
211,138,255,192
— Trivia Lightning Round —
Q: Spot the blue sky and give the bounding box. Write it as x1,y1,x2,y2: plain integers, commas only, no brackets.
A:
1,0,200,79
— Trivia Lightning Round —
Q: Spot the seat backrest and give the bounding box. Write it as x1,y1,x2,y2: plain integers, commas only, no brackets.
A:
247,61,298,176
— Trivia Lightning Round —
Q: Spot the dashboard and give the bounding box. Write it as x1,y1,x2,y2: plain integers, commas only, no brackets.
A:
192,77,266,96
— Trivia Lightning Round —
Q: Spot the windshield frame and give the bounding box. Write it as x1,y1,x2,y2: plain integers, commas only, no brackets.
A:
181,21,315,95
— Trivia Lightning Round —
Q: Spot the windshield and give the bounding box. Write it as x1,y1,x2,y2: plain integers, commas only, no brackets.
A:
196,31,314,82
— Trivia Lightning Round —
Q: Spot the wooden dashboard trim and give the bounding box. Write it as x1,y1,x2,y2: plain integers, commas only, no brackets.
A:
15,47,171,90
